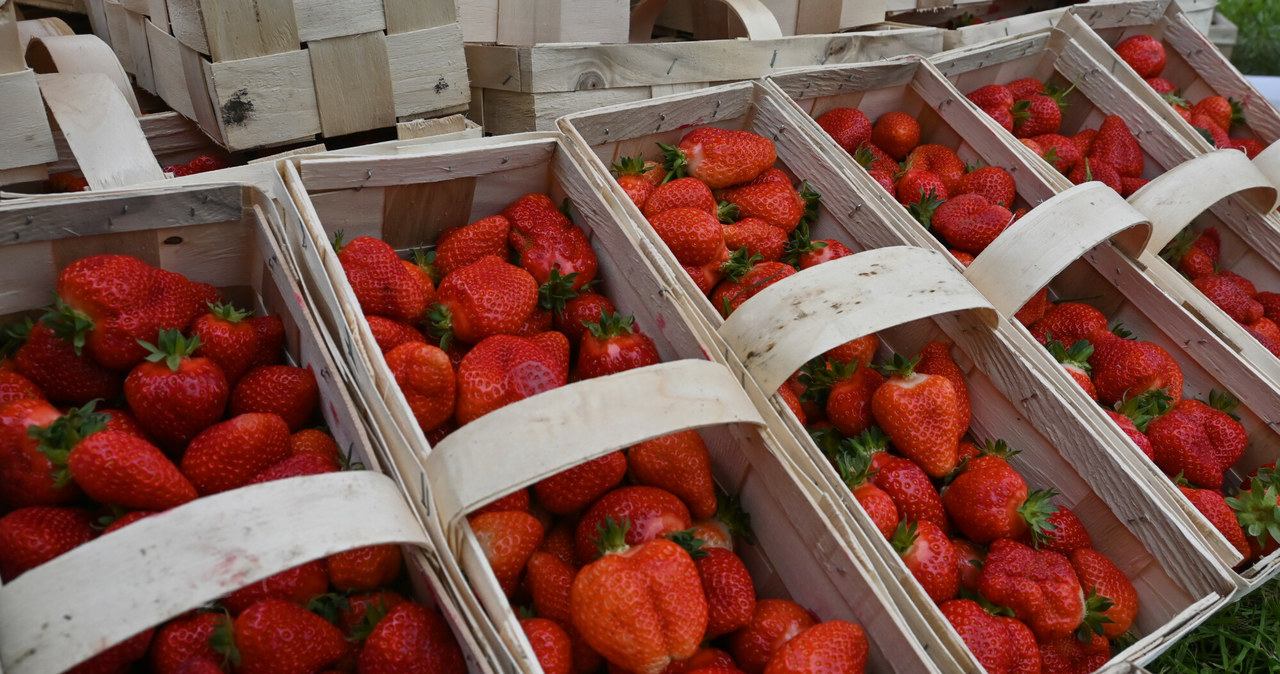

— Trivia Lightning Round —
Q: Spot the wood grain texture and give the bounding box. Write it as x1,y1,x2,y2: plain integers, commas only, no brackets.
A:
0,68,57,172
164,0,209,53
308,31,394,138
146,19,196,119
198,0,298,61
147,0,169,32
16,16,73,54
383,0,455,33
294,0,384,42
207,48,320,150
124,9,154,92
1,0,23,74
24,34,141,115
385,23,469,119
38,72,165,190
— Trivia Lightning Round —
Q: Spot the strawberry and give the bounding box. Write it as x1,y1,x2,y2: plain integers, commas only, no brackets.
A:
229,365,319,432
46,255,203,370
1191,96,1241,132
10,319,122,405
366,315,427,354
522,618,573,674
892,520,960,603
834,448,898,539
125,330,228,449
628,430,717,519
951,540,984,592
429,255,539,349
661,127,776,189
732,167,792,189
987,105,1017,133
572,519,708,674
576,312,661,379
335,235,434,324
68,628,154,673
223,560,330,614
1013,93,1064,138
0,505,95,581
1015,287,1051,328
894,168,948,207
471,510,544,596
643,178,719,218
180,413,292,494
0,368,41,404
980,539,1085,640
1070,129,1097,157
907,145,967,195
576,486,692,565
385,342,455,434
943,450,1058,545
246,315,285,369
1179,483,1251,561
821,361,885,438
327,544,402,592
187,153,228,173
470,488,531,518
674,538,755,639
729,599,816,674
852,144,898,176
931,194,1013,255
1148,393,1246,489
853,429,950,533
1146,77,1177,95
712,254,797,318
358,602,466,674
1191,113,1230,148
1070,547,1138,638
648,208,730,266
224,599,346,674
938,599,1013,674
957,166,1017,208
1248,318,1280,357
1228,137,1265,159
724,218,787,262
996,617,1039,674
249,453,338,483
527,552,605,673
871,111,921,160
871,354,962,478
554,292,616,352
1037,631,1109,674
0,399,79,508
455,333,567,425
1048,339,1097,401
190,303,261,385
60,425,198,509
1007,78,1046,99
967,84,1015,112
719,181,806,233
1028,302,1110,346
815,107,872,154
148,612,224,674
1120,176,1150,197
1032,133,1082,174
535,451,628,514
777,382,806,424
1193,273,1264,323
762,621,868,674
510,220,598,292
613,156,661,210
1088,115,1144,178
504,193,573,239
1115,34,1166,77
1031,506,1093,555
1068,157,1123,193
434,215,512,280
1088,330,1183,406
1227,482,1280,560
783,222,852,270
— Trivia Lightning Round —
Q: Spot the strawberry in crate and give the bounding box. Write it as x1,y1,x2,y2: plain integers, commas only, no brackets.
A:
0,254,466,672
790,334,1140,674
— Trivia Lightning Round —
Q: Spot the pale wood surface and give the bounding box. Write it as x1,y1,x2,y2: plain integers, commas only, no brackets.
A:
24,34,141,115
308,31,395,137
0,67,57,173
146,19,196,119
295,0,385,43
206,48,320,150
383,0,456,34
385,23,470,118
1255,140,1280,188
147,0,168,32
37,72,165,189
16,16,72,53
631,0,783,42
492,0,628,45
124,9,154,92
198,0,298,61
101,0,133,71
164,0,209,54
1,0,24,74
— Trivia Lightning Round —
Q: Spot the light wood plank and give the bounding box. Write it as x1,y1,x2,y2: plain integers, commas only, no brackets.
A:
383,0,455,34
147,0,169,33
207,49,320,150
16,17,72,55
146,19,196,119
458,0,497,42
385,23,469,119
308,31,395,138
125,9,154,93
24,34,142,116
198,0,298,61
294,0,385,43
165,0,210,54
0,68,57,172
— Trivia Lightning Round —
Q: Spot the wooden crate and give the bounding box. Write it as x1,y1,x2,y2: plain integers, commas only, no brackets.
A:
0,3,58,188
272,132,965,674
458,0,630,44
926,25,1280,592
559,81,1237,667
108,0,470,152
465,21,942,134
0,184,492,674
648,0,888,38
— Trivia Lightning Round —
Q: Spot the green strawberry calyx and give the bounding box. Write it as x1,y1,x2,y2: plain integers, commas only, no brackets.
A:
1159,226,1200,267
834,445,877,490
583,310,638,341
332,229,347,255
797,356,858,407
307,592,352,625
0,318,34,360
717,201,741,224
209,301,253,324
1113,388,1173,433
907,189,946,229
595,516,633,557
720,248,762,284
1076,590,1117,641
666,529,710,559
537,270,582,315
139,329,203,372
799,181,821,230
656,143,689,183
425,303,456,352
351,597,392,642
1226,485,1280,549
1204,389,1241,419
609,155,651,178
890,521,920,556
412,248,441,286
210,610,241,668
1046,339,1093,373
808,425,844,461
979,438,1021,461
1019,488,1062,547
712,489,755,546
782,221,828,267
41,294,96,356
1010,99,1032,127
847,427,891,457
872,353,922,380
32,400,111,487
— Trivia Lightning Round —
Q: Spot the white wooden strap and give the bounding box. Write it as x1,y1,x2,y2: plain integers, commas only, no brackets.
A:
1,0,23,75
1128,149,1279,254
24,34,141,116
718,247,998,394
17,17,73,53
0,471,428,674
427,360,765,531
629,0,783,42
964,183,1151,317
1254,141,1280,193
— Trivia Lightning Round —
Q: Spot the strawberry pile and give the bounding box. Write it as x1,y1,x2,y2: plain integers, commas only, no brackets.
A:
1160,225,1280,360
791,337,1139,674
1113,35,1263,158
611,127,856,312
0,254,469,671
46,154,229,193
967,77,1151,197
1030,301,1279,568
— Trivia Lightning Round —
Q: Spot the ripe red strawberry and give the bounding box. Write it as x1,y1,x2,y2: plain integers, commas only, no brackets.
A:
892,520,960,603
938,599,1013,674
712,254,797,318
471,510,544,596
181,413,291,494
1147,394,1246,489
455,333,567,425
733,167,792,189
1032,133,1082,174
0,368,41,404
385,342,455,433
248,453,338,484
815,107,872,153
245,314,284,369
1071,128,1097,157
723,218,787,262
287,428,340,464
327,544,402,592
571,521,708,674
1007,78,1046,99
125,330,228,449
223,560,330,615
661,127,776,189
762,621,868,674
1013,93,1064,138
1070,547,1138,638
1068,157,1123,193
64,428,198,509
1037,631,1109,674
1120,175,1150,197
871,111,921,160
335,235,434,324
554,292,616,350
729,599,815,674
229,365,319,432
853,144,898,176
1015,286,1050,328
996,617,1039,674
613,156,661,210
1031,506,1093,555
225,599,346,673
67,629,154,673
1193,273,1264,323
575,312,661,379
1228,137,1265,159
1219,269,1258,297
967,84,1015,112
987,105,1017,132
1146,77,1177,94
358,602,466,674
820,362,886,438
1180,483,1251,561
576,486,692,565
503,193,571,239
931,194,1013,255
1247,317,1280,357
190,303,260,385
951,539,984,592
943,451,1057,545
429,254,539,348
1115,34,1166,77
958,166,1017,207
521,618,573,674
10,319,122,405
1259,291,1280,324
469,489,530,518
0,399,80,508
0,505,95,581
1088,331,1184,406
510,219,599,292
855,429,950,533
1192,96,1241,132
526,550,577,622
979,539,1085,640
834,448,898,539
434,215,512,279
1029,302,1110,346
1089,115,1144,177
908,144,967,195
628,430,717,520
648,207,729,266
895,168,948,206
535,451,628,515
676,539,756,639
783,222,853,270
719,181,806,233
912,341,970,437
148,612,224,674
871,354,962,478
1191,113,1231,148
643,177,719,218
365,315,427,354
1047,339,1097,401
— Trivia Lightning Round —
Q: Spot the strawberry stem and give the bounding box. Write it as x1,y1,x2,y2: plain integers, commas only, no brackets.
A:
1226,485,1280,549
666,529,709,559
1019,488,1062,547
138,329,202,371
31,400,111,487
41,294,96,356
1046,339,1093,373
595,516,632,557
609,155,651,178
537,270,581,315
1113,388,1172,433
890,521,919,556
209,302,252,323
872,353,921,379
713,488,755,546
425,304,455,352
583,311,637,340
1076,590,1116,641
656,143,688,183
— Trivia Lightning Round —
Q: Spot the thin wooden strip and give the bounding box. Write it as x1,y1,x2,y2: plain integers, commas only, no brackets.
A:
147,20,196,120
197,0,298,61
0,184,243,240
297,135,558,190
1254,140,1280,189
294,0,386,43
0,471,428,674
309,31,395,138
205,49,320,151
24,34,141,116
17,16,73,53
0,68,58,172
965,183,1152,317
124,10,154,93
719,246,999,394
631,0,782,42
1127,149,1279,255
0,0,22,74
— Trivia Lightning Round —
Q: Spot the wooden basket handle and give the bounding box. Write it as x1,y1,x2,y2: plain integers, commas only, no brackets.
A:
1253,140,1280,192
963,182,1151,318
718,246,999,394
1127,149,1279,254
0,471,429,674
24,34,140,116
17,17,73,53
630,0,784,42
426,360,765,535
